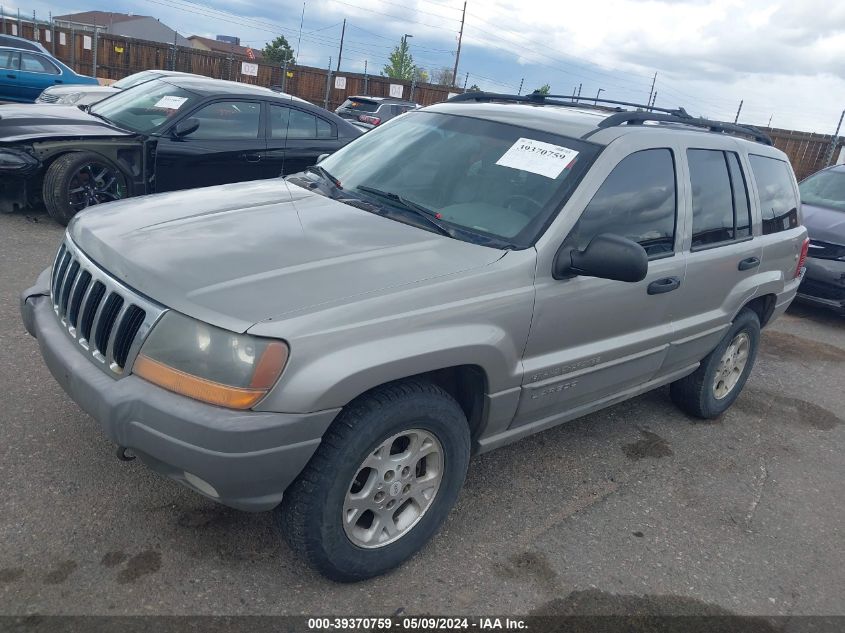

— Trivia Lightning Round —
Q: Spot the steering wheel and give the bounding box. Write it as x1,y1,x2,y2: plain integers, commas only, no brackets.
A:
504,194,543,217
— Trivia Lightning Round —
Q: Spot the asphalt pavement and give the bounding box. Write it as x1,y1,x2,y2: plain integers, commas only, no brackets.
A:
1,209,843,617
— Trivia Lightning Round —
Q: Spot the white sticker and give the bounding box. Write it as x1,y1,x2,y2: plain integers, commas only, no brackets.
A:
241,61,258,77
495,138,580,179
83,35,92,50
389,83,403,98
153,95,189,109
45,29,51,43
334,76,346,90
11,24,17,35
34,28,39,40
59,32,66,46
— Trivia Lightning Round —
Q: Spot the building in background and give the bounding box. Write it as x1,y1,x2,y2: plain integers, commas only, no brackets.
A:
188,35,262,59
53,11,189,46
215,35,240,46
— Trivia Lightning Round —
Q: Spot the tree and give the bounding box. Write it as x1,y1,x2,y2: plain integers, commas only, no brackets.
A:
262,36,296,65
413,67,429,84
432,66,455,86
383,37,416,80
533,83,551,95
467,83,481,92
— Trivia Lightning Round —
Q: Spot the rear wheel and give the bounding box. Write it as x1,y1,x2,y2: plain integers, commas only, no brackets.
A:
43,152,128,225
670,309,760,418
276,380,470,582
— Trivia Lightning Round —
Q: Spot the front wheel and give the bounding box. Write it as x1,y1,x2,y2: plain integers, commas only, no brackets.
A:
276,380,470,581
43,152,129,225
670,308,761,418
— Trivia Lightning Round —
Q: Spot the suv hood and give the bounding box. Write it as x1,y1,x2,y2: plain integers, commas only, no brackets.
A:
69,179,504,333
0,104,132,142
802,202,845,245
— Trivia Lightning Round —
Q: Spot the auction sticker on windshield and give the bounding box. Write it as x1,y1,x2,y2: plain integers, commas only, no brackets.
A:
496,138,579,179
154,96,189,110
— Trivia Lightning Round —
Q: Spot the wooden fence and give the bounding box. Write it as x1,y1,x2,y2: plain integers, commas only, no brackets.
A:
1,13,840,178
0,14,459,110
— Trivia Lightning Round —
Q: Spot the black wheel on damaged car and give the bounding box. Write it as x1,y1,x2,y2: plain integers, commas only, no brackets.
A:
43,152,129,226
670,308,761,419
276,379,471,582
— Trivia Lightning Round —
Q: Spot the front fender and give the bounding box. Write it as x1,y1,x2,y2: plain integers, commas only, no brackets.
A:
254,324,524,413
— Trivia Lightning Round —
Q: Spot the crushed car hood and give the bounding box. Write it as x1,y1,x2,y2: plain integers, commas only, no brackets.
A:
69,179,504,332
801,202,845,245
0,104,132,142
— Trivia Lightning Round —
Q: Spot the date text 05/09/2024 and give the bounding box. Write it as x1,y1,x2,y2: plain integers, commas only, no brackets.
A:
306,617,528,630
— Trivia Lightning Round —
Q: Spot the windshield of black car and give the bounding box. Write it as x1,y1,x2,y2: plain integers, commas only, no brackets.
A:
799,170,845,212
316,111,597,246
88,78,200,133
339,98,379,112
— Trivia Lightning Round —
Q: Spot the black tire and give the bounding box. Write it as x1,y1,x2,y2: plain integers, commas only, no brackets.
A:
670,309,761,419
43,152,128,226
276,379,471,582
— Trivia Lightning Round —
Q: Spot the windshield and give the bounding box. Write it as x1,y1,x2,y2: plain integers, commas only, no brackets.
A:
799,169,845,212
113,71,161,90
88,78,200,134
339,98,379,112
317,111,598,247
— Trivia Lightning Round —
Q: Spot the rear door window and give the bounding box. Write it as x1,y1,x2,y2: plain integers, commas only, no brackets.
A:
20,52,59,74
687,149,753,248
271,105,334,139
569,148,677,258
0,50,20,70
188,101,261,140
749,155,799,234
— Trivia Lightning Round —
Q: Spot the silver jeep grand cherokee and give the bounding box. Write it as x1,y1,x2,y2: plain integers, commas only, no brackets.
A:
21,92,808,581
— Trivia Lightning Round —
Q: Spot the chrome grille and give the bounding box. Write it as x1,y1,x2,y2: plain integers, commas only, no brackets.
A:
49,238,166,377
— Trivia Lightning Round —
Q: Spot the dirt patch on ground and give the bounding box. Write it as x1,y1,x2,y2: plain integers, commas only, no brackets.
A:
116,550,161,584
43,560,77,585
623,429,674,460
735,388,842,431
761,331,845,363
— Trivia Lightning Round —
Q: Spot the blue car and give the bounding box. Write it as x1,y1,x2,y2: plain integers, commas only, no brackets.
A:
0,45,98,103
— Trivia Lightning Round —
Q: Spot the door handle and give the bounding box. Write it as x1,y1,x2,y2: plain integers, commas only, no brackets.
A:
6,74,15,79
54,79,63,84
738,256,760,271
647,276,681,295
242,153,262,163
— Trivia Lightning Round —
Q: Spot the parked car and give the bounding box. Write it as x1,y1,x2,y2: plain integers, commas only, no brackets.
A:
0,44,98,103
0,75,361,222
36,69,197,106
21,93,807,582
335,95,418,129
796,165,845,314
0,34,50,54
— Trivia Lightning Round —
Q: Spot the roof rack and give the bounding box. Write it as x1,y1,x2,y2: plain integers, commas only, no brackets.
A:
447,91,773,146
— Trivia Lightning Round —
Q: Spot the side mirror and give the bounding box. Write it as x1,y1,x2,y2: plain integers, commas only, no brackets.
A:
172,118,200,139
554,233,648,282
317,153,331,163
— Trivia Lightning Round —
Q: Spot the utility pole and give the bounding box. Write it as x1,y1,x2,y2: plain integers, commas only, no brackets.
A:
336,19,346,72
281,54,290,92
402,34,413,79
594,88,604,105
452,1,466,87
734,99,743,124
576,83,582,102
517,77,524,95
647,72,657,109
296,1,305,60
825,109,845,167
363,60,368,95
323,57,332,109
767,114,773,128
650,91,657,109
463,71,468,90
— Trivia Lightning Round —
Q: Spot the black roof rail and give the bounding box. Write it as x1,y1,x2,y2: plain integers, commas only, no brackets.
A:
447,90,773,146
447,90,687,116
598,111,773,146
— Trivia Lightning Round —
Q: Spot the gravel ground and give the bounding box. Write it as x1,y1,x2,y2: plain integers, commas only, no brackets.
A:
0,209,843,617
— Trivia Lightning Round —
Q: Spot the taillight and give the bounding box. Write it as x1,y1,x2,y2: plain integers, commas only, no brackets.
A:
794,236,809,278
358,114,381,125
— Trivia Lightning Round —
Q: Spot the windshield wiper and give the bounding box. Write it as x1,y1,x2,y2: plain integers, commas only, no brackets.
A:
307,165,343,190
356,185,454,238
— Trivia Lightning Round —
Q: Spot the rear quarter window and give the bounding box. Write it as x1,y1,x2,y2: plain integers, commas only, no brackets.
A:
748,155,799,234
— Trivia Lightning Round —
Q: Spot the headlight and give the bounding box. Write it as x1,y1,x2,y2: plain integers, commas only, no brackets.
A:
0,149,38,172
133,312,289,410
57,92,84,104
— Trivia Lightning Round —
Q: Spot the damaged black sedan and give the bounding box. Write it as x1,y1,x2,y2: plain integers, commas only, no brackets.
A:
0,75,361,224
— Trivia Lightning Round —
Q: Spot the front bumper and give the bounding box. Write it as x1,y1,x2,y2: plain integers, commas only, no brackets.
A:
798,257,845,314
21,272,340,511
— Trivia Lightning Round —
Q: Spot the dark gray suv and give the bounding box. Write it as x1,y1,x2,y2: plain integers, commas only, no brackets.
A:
335,96,418,129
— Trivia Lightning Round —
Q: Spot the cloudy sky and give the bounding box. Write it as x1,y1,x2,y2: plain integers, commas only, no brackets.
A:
5,0,843,132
